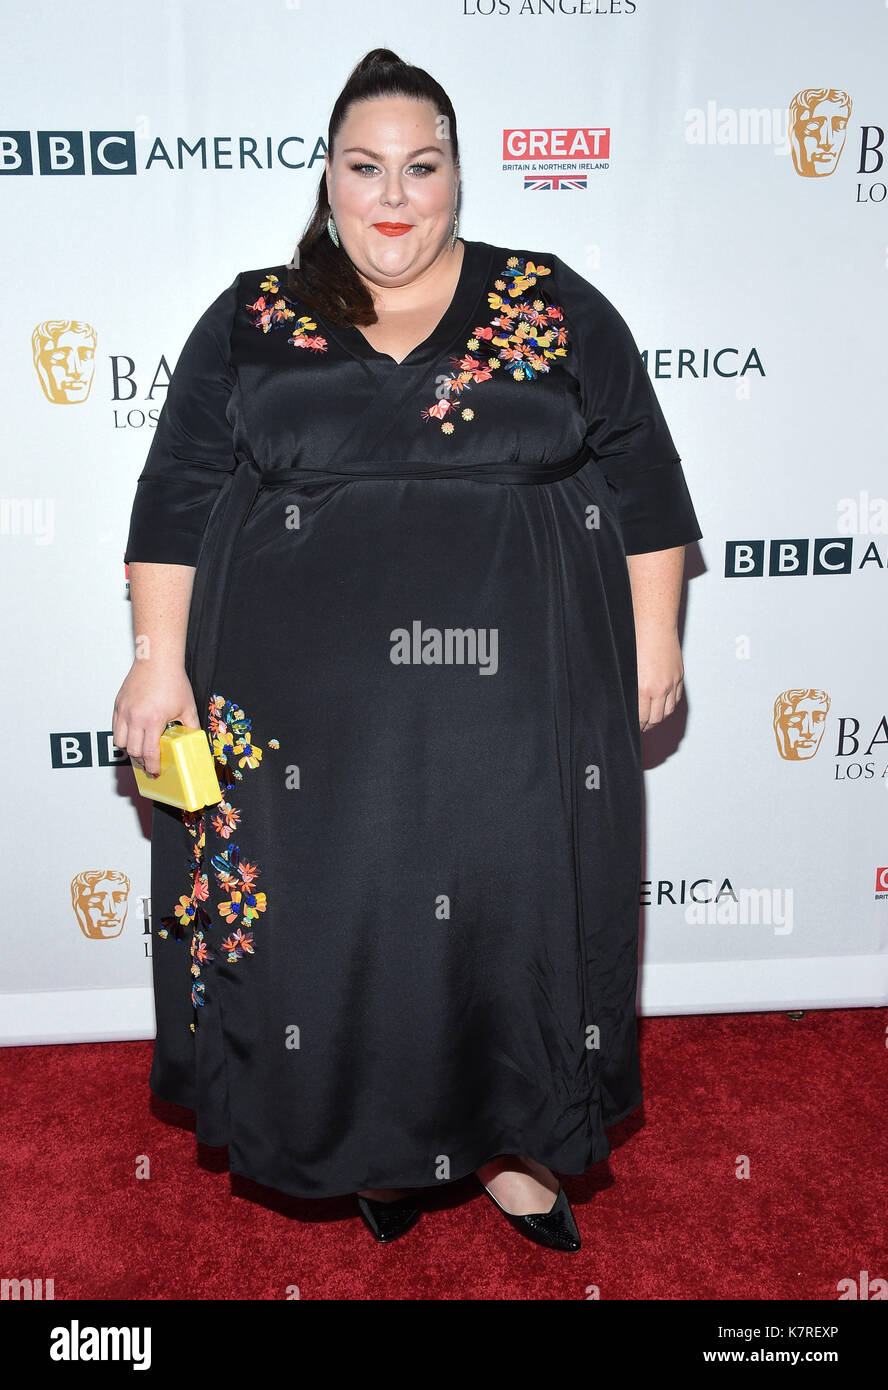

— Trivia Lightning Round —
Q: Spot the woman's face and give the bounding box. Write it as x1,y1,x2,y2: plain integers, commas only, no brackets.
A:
325,95,459,289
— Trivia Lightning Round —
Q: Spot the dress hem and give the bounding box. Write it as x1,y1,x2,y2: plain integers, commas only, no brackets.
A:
148,1081,644,1203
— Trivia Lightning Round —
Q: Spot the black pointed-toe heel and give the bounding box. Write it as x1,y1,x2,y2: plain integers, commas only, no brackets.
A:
355,1192,422,1243
481,1179,581,1252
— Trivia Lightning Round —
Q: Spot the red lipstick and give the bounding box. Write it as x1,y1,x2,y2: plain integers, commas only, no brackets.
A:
373,222,413,237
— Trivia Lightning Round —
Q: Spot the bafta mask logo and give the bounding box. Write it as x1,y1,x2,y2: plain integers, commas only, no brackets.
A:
773,689,830,760
789,88,851,177
33,319,97,403
71,869,130,939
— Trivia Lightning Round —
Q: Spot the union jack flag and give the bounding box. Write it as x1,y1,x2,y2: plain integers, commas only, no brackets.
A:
524,175,588,191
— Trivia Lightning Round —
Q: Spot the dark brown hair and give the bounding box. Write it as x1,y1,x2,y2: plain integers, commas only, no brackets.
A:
284,48,460,327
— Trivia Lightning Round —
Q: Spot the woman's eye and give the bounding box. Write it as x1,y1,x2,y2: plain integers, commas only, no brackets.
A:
408,162,436,176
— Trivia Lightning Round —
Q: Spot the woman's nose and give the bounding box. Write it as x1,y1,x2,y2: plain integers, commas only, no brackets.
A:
379,176,407,206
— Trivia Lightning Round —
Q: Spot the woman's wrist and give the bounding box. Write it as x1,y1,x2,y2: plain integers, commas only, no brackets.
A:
130,646,187,674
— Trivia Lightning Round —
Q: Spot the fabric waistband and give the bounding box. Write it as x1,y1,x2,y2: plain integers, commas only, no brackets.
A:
250,440,593,487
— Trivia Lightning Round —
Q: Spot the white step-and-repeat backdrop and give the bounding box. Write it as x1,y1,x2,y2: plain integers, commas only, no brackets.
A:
3,0,886,1043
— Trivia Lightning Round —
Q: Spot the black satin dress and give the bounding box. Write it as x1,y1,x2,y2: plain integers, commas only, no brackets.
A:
124,238,702,1199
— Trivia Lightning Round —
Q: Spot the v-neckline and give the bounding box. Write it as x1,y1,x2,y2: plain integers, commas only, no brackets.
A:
321,239,494,369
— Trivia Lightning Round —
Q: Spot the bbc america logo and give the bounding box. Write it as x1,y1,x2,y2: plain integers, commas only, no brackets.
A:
725,537,888,576
0,130,320,175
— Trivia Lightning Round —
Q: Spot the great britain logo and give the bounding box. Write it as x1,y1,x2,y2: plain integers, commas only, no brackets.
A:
501,127,610,191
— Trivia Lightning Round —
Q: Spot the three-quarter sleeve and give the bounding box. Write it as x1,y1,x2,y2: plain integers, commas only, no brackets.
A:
123,274,240,567
553,254,703,556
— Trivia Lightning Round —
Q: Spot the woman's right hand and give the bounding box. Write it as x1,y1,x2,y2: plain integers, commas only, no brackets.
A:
112,661,201,778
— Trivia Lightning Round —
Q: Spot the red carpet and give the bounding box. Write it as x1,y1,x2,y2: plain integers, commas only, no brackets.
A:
2,1007,886,1301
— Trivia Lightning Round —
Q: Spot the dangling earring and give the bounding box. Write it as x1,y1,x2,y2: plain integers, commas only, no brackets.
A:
450,210,459,252
327,213,340,248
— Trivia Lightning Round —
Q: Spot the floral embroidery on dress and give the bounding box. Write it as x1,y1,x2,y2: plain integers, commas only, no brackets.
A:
155,694,280,1033
421,256,568,433
244,273,328,353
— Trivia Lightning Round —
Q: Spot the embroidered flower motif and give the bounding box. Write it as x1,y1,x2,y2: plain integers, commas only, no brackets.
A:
155,695,281,1033
191,930,213,980
173,892,198,926
244,273,328,353
421,255,568,433
220,927,255,962
210,800,240,839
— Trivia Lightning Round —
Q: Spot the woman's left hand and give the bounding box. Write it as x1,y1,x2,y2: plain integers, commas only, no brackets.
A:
635,624,685,731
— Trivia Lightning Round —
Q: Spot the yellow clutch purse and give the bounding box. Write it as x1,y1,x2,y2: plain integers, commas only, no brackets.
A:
132,720,223,812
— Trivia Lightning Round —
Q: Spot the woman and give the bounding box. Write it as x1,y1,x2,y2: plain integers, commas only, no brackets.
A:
114,48,702,1253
